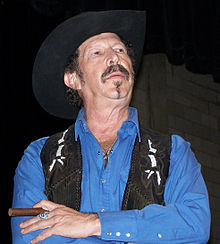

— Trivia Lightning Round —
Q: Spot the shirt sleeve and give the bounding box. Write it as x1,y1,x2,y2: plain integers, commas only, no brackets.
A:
98,135,211,243
11,138,79,244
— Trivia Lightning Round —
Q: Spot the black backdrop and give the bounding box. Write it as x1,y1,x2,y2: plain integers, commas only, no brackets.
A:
1,0,219,242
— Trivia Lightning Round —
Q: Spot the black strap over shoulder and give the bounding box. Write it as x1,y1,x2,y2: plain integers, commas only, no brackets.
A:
41,125,171,211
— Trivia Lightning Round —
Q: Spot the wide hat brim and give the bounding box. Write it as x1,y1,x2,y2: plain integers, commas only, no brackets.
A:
32,10,146,119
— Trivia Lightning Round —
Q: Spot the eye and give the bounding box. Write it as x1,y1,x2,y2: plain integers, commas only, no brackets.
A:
114,47,126,54
90,49,103,56
93,51,100,55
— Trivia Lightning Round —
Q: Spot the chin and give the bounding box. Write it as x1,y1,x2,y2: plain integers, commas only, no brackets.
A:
108,88,131,100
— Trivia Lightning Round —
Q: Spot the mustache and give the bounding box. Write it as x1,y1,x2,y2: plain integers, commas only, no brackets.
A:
101,64,130,83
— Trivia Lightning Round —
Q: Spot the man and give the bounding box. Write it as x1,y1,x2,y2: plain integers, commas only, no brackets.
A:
11,10,210,243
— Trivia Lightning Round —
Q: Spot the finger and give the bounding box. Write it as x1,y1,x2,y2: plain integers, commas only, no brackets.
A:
33,200,62,211
20,216,39,228
30,227,54,244
21,216,57,234
20,211,53,229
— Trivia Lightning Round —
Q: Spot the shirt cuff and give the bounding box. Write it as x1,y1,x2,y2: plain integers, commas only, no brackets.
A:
97,210,138,242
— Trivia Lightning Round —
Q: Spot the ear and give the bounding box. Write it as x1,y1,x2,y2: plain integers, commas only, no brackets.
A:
64,72,82,90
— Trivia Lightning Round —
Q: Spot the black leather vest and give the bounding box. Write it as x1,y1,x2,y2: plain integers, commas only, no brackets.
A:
40,124,171,211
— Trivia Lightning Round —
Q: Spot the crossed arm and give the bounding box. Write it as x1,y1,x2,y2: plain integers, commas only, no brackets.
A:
20,200,101,243
12,136,211,243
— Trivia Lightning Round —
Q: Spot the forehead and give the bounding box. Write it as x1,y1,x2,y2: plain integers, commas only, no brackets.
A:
79,32,123,51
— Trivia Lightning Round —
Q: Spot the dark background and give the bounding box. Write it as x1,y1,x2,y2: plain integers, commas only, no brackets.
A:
1,0,219,242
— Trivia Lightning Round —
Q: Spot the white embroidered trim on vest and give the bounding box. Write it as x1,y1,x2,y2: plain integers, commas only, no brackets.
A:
49,129,68,172
145,139,162,185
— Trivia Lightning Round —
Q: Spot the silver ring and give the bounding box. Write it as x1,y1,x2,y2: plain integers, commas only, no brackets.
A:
38,212,49,221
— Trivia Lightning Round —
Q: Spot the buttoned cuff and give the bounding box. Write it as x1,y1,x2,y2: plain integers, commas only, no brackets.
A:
97,210,138,242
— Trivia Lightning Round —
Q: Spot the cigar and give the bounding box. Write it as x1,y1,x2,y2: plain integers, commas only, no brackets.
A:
8,208,46,217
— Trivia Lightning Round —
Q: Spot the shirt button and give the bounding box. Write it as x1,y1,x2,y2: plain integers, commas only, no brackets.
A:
100,208,105,212
101,179,106,183
116,232,121,237
97,151,101,155
107,232,112,236
125,233,131,237
157,233,162,238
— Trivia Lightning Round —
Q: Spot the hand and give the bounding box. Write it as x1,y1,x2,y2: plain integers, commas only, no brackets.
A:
19,200,101,244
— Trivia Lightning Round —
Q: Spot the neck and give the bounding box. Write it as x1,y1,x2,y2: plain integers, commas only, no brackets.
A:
84,103,129,143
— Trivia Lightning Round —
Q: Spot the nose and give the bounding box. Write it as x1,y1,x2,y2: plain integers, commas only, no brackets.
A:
106,49,119,66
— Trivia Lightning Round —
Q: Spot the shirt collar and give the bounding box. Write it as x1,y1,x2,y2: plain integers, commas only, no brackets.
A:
127,107,141,142
74,107,87,141
74,107,141,142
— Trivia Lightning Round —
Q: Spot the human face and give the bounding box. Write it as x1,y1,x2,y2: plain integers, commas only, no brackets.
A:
77,33,134,106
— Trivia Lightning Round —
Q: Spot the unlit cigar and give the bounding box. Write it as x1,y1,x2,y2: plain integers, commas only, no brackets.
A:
8,208,46,217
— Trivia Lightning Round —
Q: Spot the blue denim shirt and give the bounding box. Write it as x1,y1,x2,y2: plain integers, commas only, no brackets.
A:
11,107,210,243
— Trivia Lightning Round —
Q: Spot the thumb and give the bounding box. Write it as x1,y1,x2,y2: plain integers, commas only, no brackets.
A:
33,199,62,211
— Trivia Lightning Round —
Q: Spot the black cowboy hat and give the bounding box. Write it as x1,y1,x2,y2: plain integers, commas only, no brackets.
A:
32,10,146,119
